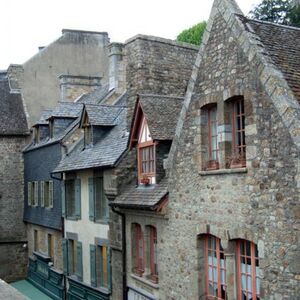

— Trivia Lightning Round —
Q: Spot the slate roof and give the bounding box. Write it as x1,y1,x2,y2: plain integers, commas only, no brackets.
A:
47,102,83,119
84,104,125,126
33,109,52,126
77,84,111,104
110,178,168,210
138,94,184,140
53,106,128,172
241,16,300,104
0,78,28,135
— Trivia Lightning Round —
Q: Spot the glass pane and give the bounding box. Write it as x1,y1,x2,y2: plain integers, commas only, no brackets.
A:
102,246,108,287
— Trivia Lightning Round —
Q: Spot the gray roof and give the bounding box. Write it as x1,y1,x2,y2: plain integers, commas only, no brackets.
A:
137,94,184,140
84,104,125,126
111,178,168,210
33,109,52,126
77,84,112,104
53,106,128,172
47,102,83,119
241,16,300,104
0,78,28,135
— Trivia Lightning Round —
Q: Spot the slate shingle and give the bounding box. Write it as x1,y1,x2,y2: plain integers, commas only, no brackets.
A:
138,94,184,141
48,102,83,119
0,78,28,135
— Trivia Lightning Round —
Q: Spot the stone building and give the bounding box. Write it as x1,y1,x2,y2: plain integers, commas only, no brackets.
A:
7,29,110,126
161,0,300,299
0,74,29,282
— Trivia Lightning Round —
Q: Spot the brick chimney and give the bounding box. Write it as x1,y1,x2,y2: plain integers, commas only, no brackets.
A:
108,43,125,94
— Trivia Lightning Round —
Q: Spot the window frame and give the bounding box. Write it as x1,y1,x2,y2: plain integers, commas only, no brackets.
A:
96,244,110,289
204,235,227,299
207,105,219,170
65,179,76,218
149,226,158,283
236,240,260,300
94,176,108,222
132,223,145,276
137,142,156,184
231,97,246,168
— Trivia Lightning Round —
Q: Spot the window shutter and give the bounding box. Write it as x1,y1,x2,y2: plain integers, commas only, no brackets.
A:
108,247,112,291
88,178,95,221
75,179,81,219
76,241,83,281
34,181,39,206
49,181,53,208
61,182,66,217
62,238,68,275
90,244,97,287
27,182,31,206
40,181,45,207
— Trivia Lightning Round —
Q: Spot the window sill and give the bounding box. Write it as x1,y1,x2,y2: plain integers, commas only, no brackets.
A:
94,219,109,225
199,167,247,176
131,273,159,289
65,216,80,221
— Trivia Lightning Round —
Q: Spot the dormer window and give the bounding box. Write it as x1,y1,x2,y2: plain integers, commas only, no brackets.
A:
49,120,54,138
34,126,40,144
137,118,156,185
84,126,92,147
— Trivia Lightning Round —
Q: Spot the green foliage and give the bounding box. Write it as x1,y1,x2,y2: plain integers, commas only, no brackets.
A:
249,0,300,27
176,21,207,46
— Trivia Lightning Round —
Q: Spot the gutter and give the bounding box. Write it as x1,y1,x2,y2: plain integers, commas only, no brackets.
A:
111,206,127,300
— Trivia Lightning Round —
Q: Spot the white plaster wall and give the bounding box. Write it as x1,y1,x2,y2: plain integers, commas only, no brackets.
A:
64,169,109,285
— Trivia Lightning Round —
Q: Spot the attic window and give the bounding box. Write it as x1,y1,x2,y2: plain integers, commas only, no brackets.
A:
34,127,40,144
84,126,92,146
49,120,54,138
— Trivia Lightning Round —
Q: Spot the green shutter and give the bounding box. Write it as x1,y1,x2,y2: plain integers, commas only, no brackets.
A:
49,181,53,208
108,247,112,291
90,244,97,287
27,182,31,206
75,179,81,219
34,181,39,206
62,239,68,275
61,182,66,217
76,241,83,281
40,181,45,207
88,178,95,221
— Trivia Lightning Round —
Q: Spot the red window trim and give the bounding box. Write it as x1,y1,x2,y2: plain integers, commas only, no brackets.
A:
133,223,144,276
231,98,246,167
204,235,227,299
137,142,156,183
207,106,219,170
149,226,158,283
236,240,260,300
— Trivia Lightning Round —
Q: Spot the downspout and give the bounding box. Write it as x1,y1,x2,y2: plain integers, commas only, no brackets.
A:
51,171,67,300
111,206,127,300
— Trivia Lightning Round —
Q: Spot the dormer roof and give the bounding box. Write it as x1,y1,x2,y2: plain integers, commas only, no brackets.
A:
130,94,184,146
47,102,83,120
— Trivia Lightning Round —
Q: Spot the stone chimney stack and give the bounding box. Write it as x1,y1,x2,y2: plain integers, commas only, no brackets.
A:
108,43,125,94
59,75,102,102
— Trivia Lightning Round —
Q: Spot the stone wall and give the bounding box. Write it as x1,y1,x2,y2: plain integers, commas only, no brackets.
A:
0,136,28,282
124,35,199,127
26,223,63,271
162,8,300,300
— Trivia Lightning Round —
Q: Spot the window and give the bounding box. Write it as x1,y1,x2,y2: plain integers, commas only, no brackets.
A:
89,176,108,222
231,97,246,167
48,234,54,259
41,181,53,208
49,120,54,138
96,245,109,288
34,230,39,252
147,226,158,283
62,178,81,220
34,127,40,144
132,223,144,276
84,126,92,146
28,181,38,206
204,235,226,299
62,238,83,280
236,240,260,300
207,105,219,170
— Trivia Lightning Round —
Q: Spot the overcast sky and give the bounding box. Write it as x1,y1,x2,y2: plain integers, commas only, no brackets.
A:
0,0,261,70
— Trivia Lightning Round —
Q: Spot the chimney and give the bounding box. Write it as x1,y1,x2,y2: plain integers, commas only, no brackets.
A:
108,43,125,94
59,75,102,102
7,64,24,91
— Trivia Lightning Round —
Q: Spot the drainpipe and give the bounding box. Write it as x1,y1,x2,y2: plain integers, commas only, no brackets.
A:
111,206,127,300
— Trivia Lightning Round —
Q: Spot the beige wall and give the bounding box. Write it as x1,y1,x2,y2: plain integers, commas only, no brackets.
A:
64,169,109,285
9,30,110,126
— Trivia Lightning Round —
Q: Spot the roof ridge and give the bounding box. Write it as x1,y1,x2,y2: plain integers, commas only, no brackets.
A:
244,15,300,31
139,94,184,100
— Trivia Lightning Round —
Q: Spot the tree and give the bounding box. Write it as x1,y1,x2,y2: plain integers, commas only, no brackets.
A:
176,21,207,46
249,0,300,27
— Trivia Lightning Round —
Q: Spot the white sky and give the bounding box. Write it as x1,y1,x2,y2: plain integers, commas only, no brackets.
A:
0,0,261,70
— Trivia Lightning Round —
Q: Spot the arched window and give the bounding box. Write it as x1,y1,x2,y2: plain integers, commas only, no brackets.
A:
131,223,144,276
203,235,227,299
236,240,260,300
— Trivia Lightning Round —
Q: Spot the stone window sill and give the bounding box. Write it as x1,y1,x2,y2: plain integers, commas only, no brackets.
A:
131,273,159,289
199,167,247,176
